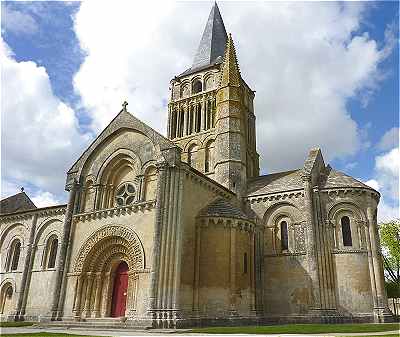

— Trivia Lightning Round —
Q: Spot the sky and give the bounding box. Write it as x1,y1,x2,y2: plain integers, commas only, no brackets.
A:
1,1,399,221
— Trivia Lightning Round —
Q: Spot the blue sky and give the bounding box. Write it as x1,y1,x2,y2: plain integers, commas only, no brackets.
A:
1,1,399,220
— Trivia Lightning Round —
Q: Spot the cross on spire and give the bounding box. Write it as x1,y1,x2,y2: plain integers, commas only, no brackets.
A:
122,101,128,112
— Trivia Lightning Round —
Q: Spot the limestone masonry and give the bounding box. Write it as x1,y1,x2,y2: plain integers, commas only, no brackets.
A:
0,3,393,328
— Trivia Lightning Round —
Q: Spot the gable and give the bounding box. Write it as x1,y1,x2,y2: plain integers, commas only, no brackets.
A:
66,109,180,189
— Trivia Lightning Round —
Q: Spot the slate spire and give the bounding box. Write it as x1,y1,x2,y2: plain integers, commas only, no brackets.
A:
192,2,228,69
220,33,241,87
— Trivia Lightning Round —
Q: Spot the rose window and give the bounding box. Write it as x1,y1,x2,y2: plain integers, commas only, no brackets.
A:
115,182,136,207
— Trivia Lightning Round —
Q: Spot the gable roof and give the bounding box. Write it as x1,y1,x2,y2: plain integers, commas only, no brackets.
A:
0,192,37,214
322,168,377,190
66,108,179,188
247,170,303,196
198,197,249,220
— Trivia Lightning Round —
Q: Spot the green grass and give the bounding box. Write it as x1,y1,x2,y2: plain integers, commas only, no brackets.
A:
0,321,35,327
186,323,400,334
1,332,108,337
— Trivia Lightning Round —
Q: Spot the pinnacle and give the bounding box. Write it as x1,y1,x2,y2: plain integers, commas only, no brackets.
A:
220,33,241,87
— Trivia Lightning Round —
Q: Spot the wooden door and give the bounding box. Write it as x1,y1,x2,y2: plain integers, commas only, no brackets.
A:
111,261,129,317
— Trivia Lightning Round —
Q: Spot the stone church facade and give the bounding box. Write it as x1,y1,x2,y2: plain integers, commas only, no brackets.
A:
0,3,393,328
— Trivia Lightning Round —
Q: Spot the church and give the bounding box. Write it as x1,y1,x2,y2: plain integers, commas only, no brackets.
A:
0,3,393,328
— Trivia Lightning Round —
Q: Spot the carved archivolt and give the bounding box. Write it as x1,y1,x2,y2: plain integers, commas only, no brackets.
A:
73,225,145,273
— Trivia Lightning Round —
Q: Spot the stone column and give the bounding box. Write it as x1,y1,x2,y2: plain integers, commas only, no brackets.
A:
249,229,256,312
51,180,78,320
183,106,188,136
367,205,390,316
148,163,168,320
137,174,145,202
16,214,38,319
127,272,138,318
301,173,321,310
229,222,237,315
167,106,172,138
364,221,378,307
192,223,201,315
100,272,112,317
92,273,103,318
201,96,206,131
83,273,94,318
73,275,83,320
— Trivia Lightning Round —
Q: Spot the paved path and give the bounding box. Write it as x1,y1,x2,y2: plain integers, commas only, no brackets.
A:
1,326,399,336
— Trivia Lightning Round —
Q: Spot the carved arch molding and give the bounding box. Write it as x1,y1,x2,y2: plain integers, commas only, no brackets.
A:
73,225,145,273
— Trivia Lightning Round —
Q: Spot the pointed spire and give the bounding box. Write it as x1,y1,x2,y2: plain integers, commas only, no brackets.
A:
220,33,241,87
192,2,228,69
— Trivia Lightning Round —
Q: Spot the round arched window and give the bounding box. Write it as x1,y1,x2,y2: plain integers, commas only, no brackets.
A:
6,286,13,298
115,182,136,207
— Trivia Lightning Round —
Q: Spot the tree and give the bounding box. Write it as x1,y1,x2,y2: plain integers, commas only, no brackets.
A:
379,219,400,298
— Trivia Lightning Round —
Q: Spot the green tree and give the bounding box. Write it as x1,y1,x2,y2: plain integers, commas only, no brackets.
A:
379,219,400,297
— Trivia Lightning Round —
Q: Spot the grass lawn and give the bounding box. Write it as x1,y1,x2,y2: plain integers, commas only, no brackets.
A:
1,332,109,337
186,323,400,334
0,321,35,327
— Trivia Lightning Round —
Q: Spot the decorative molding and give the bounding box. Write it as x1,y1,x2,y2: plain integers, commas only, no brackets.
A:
73,200,156,222
197,218,255,232
0,206,66,223
322,187,380,202
265,252,306,257
332,249,368,254
73,225,145,273
248,190,304,203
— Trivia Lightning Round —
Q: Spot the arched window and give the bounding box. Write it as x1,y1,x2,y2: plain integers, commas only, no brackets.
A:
280,221,288,251
195,103,202,133
7,240,21,271
243,252,248,274
205,140,215,173
143,166,157,201
341,216,352,246
47,238,58,269
192,80,202,94
0,284,13,314
181,84,190,98
187,144,199,169
205,75,214,91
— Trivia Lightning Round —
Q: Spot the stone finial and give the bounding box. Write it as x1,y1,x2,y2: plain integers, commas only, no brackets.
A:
21,187,24,193
122,101,128,112
219,33,241,88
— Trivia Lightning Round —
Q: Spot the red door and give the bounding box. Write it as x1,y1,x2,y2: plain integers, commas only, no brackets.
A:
111,261,129,317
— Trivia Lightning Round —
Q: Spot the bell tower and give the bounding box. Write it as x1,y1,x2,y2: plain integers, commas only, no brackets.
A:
167,2,259,193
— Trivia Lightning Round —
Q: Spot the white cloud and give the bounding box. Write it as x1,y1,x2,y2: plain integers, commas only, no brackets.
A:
375,147,399,200
31,191,61,208
365,179,380,191
1,38,89,201
73,2,394,173
2,5,38,35
377,127,399,151
365,143,399,222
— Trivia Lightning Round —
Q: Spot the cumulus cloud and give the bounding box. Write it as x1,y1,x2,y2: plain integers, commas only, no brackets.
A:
31,191,61,208
365,128,399,222
73,2,394,173
1,5,38,35
1,38,89,201
377,127,399,151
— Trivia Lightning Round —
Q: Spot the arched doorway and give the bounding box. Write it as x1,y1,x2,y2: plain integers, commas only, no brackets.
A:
111,261,129,317
72,226,145,320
